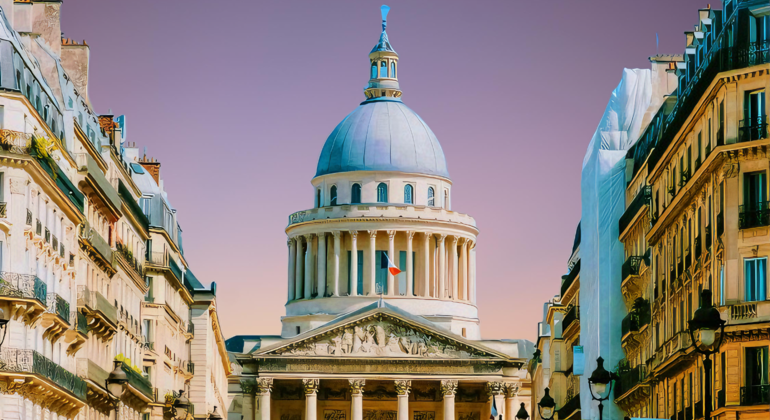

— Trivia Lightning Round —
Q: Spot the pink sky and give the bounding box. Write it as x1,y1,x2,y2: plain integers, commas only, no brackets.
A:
60,0,710,342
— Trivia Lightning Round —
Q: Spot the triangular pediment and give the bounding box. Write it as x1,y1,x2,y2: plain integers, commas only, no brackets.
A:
255,304,510,360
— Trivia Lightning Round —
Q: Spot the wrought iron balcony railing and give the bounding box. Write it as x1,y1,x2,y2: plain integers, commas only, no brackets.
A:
563,305,580,331
0,272,47,304
621,256,644,283
739,201,770,229
46,293,70,324
614,364,647,399
621,302,651,338
739,115,768,143
118,360,153,399
619,186,651,234
740,384,770,405
560,261,580,298
0,348,87,400
76,311,88,335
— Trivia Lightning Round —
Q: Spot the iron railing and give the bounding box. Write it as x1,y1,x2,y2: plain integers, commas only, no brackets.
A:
739,115,768,143
46,293,70,324
732,40,770,68
614,364,647,398
0,348,87,400
0,130,32,153
622,303,651,337
0,202,6,218
563,305,580,331
619,186,651,233
0,272,47,304
118,360,154,399
621,256,644,283
558,393,581,419
560,260,580,297
76,311,88,335
739,201,770,229
115,242,143,277
740,384,770,405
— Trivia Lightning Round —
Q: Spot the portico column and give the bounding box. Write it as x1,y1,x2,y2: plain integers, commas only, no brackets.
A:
437,234,447,298
349,380,366,420
423,232,432,297
317,233,327,298
395,380,411,420
367,231,378,295
469,241,477,304
240,382,255,420
287,238,296,302
304,234,314,299
303,379,319,420
295,237,304,300
332,231,341,296
406,231,414,296
256,378,273,420
387,230,396,295
451,236,459,300
350,231,359,296
504,384,519,420
440,380,457,420
486,382,505,420
460,238,468,300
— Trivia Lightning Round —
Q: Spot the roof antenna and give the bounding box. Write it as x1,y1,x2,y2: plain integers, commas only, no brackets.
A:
381,5,390,32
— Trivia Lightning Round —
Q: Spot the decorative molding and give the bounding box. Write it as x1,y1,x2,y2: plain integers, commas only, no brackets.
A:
9,177,26,195
349,379,366,395
486,381,504,396
302,378,319,395
440,380,458,396
256,378,273,394
394,380,411,396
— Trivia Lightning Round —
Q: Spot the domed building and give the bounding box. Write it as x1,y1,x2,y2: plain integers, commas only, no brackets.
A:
228,6,532,420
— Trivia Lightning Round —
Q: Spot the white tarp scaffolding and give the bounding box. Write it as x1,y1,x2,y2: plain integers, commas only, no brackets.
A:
580,68,652,420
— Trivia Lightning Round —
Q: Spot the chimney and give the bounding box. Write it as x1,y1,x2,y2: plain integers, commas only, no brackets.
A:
61,38,91,104
98,115,118,147
31,1,62,57
139,154,161,185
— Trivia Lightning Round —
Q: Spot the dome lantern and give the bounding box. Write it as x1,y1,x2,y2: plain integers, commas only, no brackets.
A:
365,5,401,100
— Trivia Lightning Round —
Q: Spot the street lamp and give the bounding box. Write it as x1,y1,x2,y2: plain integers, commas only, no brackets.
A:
687,289,725,420
209,406,223,420
174,390,190,420
106,360,128,398
536,387,555,420
588,356,618,420
515,402,529,420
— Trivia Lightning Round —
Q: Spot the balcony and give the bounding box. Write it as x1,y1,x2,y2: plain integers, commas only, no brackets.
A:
563,305,580,333
74,153,121,217
739,115,768,143
78,221,115,276
77,286,117,341
560,260,580,298
558,393,581,419
41,292,70,342
739,201,770,230
740,384,770,405
114,241,144,282
621,256,644,284
0,272,47,324
75,358,113,412
614,364,647,400
118,360,154,401
63,311,88,356
622,300,651,341
619,186,651,235
0,348,87,416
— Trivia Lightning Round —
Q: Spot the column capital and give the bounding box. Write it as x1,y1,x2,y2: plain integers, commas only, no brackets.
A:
287,237,296,246
486,381,504,396
440,380,458,396
240,380,255,395
423,231,433,239
368,230,378,239
350,230,359,239
405,231,415,241
302,379,319,395
387,230,397,239
317,231,326,238
451,235,459,245
256,378,273,395
467,239,476,250
349,379,366,395
303,233,315,241
332,230,342,239
504,383,519,398
457,237,466,246
436,233,447,243
394,380,411,396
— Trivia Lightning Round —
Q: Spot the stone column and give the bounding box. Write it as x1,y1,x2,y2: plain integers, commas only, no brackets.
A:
317,233,327,298
437,234,447,299
287,238,296,302
387,230,396,295
440,380,457,420
350,231,359,296
295,237,304,300
487,382,505,420
504,384,519,420
469,241,477,304
304,234,314,299
406,231,414,296
241,382,255,420
349,380,366,420
451,236,459,300
368,231,377,295
256,378,273,420
303,379,319,420
395,380,411,420
460,238,468,301
332,231,341,296
423,232,432,297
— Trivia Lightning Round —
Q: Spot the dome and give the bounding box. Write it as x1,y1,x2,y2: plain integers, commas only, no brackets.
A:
315,98,450,179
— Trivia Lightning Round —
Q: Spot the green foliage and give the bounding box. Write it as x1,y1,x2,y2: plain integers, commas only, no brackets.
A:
30,135,59,180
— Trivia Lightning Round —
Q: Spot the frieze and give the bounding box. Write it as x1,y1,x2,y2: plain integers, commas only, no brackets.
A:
257,359,504,375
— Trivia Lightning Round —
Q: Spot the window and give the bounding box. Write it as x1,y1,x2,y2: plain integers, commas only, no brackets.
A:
391,62,396,78
444,189,449,209
719,101,725,144
330,185,337,206
720,265,725,306
744,89,766,141
427,187,435,206
371,62,377,79
316,189,321,208
404,184,413,204
744,257,767,302
745,347,769,390
742,172,768,229
380,61,387,78
377,183,388,203
15,70,20,90
296,326,300,335
351,183,361,204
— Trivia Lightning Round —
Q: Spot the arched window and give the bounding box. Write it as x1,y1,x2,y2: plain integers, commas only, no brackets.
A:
351,184,362,204
377,183,388,203
43,105,49,123
428,187,435,207
404,184,413,204
316,189,321,208
371,62,377,79
380,61,387,78
330,185,338,206
391,62,396,78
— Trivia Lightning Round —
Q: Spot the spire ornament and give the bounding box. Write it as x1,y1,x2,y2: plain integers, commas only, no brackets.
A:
381,5,390,32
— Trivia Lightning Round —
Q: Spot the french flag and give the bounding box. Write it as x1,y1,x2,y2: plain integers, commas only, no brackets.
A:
381,252,402,276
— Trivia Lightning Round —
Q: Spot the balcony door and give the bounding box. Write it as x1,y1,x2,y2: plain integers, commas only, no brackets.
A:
744,346,768,405
744,171,766,210
744,257,767,302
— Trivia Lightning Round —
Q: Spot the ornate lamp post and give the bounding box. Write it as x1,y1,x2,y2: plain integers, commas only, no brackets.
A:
515,402,529,419
536,387,555,420
588,356,618,420
106,361,127,419
174,390,190,420
209,406,223,420
687,289,726,420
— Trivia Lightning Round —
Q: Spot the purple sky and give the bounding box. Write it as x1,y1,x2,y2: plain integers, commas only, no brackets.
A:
60,0,710,341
